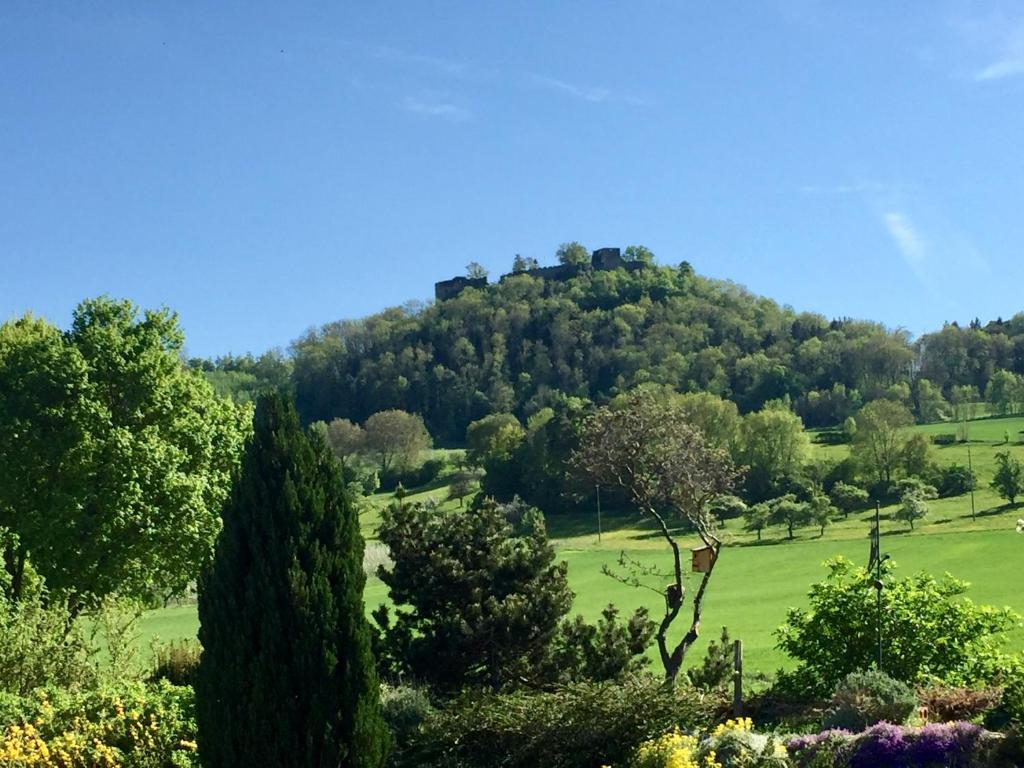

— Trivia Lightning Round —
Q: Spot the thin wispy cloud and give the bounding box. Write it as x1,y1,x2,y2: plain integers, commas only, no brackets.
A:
950,11,1024,82
533,75,611,103
340,39,646,116
884,212,927,269
974,17,1024,81
976,44,1024,80
799,181,913,196
532,74,646,106
340,40,472,79
402,93,471,122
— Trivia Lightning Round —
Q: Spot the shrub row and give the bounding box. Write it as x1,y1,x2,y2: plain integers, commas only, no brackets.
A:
395,677,717,768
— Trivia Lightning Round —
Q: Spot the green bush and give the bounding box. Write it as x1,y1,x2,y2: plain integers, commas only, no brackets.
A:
381,684,433,762
929,463,977,498
0,588,96,696
379,457,450,491
687,627,734,692
149,640,202,687
775,558,1019,698
400,676,714,768
987,669,1024,730
1005,676,1024,726
822,670,917,731
932,433,958,446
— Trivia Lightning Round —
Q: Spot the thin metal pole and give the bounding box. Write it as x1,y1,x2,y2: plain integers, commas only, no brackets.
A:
596,484,602,544
733,639,743,717
968,444,977,522
876,502,883,671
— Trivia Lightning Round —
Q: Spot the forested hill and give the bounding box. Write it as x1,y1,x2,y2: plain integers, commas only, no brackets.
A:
196,259,1024,444
286,262,924,443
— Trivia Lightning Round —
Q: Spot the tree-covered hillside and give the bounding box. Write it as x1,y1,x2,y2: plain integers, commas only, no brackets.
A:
288,262,918,442
189,256,1024,446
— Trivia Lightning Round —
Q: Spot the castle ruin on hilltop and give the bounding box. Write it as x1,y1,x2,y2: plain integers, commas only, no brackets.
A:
434,247,644,301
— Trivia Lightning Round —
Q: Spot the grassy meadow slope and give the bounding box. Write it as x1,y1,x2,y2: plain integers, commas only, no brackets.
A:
136,415,1024,678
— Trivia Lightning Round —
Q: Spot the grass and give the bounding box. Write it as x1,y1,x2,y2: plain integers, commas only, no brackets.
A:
135,416,1024,678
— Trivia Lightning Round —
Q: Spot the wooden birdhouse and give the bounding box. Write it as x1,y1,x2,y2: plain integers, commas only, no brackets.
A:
691,545,715,573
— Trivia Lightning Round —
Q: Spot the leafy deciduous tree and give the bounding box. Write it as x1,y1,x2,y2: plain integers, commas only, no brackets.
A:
325,417,366,469
623,245,655,264
555,241,590,266
465,413,526,466
769,495,812,540
895,490,929,530
363,410,432,476
809,492,836,537
742,502,771,541
830,482,869,519
992,451,1024,506
511,254,539,273
737,405,810,502
0,300,250,610
852,400,915,487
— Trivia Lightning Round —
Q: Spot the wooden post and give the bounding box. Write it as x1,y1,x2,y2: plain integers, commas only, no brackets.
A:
733,639,743,716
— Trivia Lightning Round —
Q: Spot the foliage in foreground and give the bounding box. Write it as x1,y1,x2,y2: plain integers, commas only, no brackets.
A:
396,676,715,768
0,584,96,698
0,681,197,768
196,393,387,768
775,558,1021,698
0,299,251,610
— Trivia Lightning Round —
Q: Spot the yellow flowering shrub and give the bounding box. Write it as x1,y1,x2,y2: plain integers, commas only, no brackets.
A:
627,718,790,768
711,718,753,739
0,682,198,767
629,727,722,768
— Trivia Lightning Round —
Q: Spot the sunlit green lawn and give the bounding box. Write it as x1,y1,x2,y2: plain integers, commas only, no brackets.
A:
136,416,1024,677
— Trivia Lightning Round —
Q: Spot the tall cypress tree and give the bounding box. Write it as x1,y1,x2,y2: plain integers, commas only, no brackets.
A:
196,393,388,767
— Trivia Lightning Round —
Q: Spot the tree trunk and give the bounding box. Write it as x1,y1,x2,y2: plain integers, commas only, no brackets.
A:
3,545,26,602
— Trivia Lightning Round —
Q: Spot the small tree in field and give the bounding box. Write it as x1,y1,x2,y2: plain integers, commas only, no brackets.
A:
573,391,739,683
770,495,812,540
446,471,475,507
992,451,1024,506
895,489,929,530
809,492,836,537
743,502,771,541
363,409,432,476
831,481,869,519
196,394,388,767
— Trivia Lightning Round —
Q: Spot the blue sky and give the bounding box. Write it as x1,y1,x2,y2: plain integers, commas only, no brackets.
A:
3,1,1024,357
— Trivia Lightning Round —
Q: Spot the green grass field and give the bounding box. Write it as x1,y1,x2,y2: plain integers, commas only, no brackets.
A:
135,416,1024,677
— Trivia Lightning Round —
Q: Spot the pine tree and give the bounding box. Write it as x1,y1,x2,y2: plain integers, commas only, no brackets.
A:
196,393,388,767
